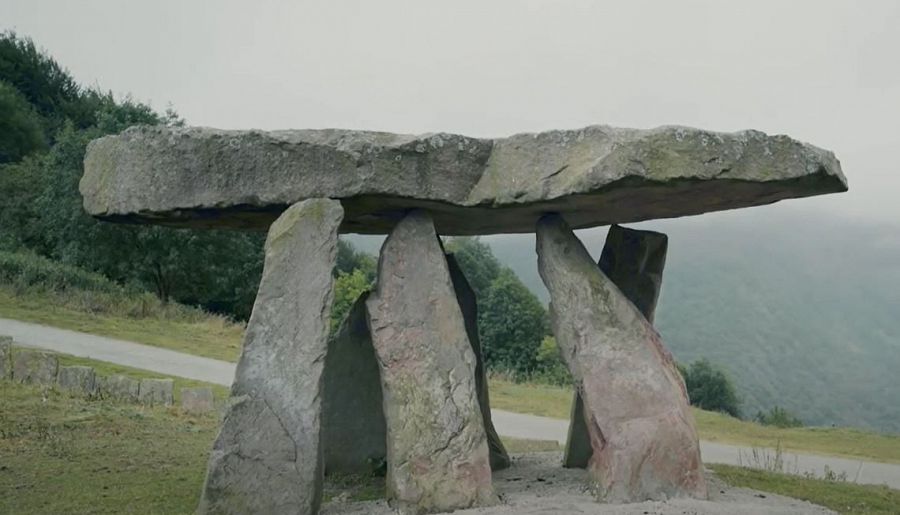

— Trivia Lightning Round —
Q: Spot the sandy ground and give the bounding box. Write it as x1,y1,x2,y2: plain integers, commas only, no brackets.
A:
321,452,834,515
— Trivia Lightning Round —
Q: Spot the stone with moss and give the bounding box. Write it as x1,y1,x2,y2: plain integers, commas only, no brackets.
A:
12,349,58,385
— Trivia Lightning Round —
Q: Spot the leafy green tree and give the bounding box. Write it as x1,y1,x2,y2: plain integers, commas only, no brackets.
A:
754,406,804,428
336,239,376,282
479,268,549,374
679,358,742,417
330,268,371,331
443,237,501,298
0,80,47,163
533,335,572,385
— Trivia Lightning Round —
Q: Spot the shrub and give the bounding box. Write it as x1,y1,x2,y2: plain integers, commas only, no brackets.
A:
755,406,804,428
532,335,572,385
679,358,742,418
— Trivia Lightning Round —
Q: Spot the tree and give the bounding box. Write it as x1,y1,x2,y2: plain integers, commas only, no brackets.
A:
0,80,47,163
533,335,572,385
443,237,501,298
336,239,376,282
679,359,741,417
330,268,371,331
478,268,549,374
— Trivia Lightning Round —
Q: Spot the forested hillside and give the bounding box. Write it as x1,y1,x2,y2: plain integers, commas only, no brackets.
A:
478,207,900,432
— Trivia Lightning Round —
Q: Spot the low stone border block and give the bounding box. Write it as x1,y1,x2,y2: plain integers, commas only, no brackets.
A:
97,374,141,403
139,378,174,406
0,335,12,380
13,349,59,385
181,387,215,414
57,365,98,398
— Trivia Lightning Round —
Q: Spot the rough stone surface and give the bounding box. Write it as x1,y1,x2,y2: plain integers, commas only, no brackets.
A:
366,210,495,513
57,365,98,397
139,378,174,406
322,291,387,475
181,387,215,414
12,349,58,385
446,253,511,471
81,125,847,234
199,198,343,515
564,224,668,469
98,374,140,402
0,335,12,380
536,214,706,503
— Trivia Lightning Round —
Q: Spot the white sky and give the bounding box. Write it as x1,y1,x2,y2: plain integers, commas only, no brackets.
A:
2,0,898,222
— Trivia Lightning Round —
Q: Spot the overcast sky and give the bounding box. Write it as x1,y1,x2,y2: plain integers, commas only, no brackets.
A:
2,0,898,223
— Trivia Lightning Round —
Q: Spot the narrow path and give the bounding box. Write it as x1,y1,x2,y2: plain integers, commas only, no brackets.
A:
2,316,899,489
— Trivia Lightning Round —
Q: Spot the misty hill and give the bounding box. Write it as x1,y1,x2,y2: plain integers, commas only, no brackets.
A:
351,204,900,432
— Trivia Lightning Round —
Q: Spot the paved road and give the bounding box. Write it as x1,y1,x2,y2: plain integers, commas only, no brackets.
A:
3,316,899,489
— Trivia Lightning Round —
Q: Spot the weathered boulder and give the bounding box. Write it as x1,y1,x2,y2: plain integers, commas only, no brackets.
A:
13,350,58,385
81,125,846,234
564,224,668,468
98,374,140,402
0,335,12,380
446,253,510,471
322,291,387,475
181,387,215,414
536,214,706,503
139,378,174,406
366,210,495,513
57,366,98,397
199,198,343,515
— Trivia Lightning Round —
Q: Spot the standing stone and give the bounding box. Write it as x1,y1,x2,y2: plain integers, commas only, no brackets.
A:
366,210,494,514
57,366,98,397
564,224,668,468
139,378,174,406
98,374,140,403
0,335,12,380
536,214,706,503
199,199,343,515
323,291,387,475
181,387,215,414
12,350,58,385
446,253,511,471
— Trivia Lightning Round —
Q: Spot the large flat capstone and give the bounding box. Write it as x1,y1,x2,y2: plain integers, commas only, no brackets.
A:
80,125,846,235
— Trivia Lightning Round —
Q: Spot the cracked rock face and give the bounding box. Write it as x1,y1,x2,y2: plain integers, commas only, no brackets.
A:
366,210,495,514
80,124,846,234
199,198,343,515
537,215,706,503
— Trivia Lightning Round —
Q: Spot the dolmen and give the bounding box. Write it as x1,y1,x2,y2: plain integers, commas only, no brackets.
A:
80,124,847,514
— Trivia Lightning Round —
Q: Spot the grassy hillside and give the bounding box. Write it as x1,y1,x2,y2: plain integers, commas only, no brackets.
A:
477,206,900,433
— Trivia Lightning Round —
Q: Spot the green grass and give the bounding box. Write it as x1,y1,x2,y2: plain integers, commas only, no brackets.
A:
3,284,899,468
0,288,244,362
712,464,900,515
487,376,900,465
0,380,219,515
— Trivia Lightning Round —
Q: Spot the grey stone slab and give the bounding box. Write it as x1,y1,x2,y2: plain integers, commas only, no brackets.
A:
322,291,387,475
12,349,58,385
81,125,846,234
181,387,215,414
139,378,174,406
57,365,98,397
537,214,705,503
0,335,12,380
446,253,510,471
199,198,343,515
564,224,668,469
366,210,495,513
98,374,140,403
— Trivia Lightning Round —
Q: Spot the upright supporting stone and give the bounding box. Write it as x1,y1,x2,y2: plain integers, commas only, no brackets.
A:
564,224,668,469
199,199,343,515
446,253,510,471
322,291,387,475
536,214,706,503
366,210,494,514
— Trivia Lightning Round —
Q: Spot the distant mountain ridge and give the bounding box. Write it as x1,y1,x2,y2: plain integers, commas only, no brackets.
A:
349,205,900,432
